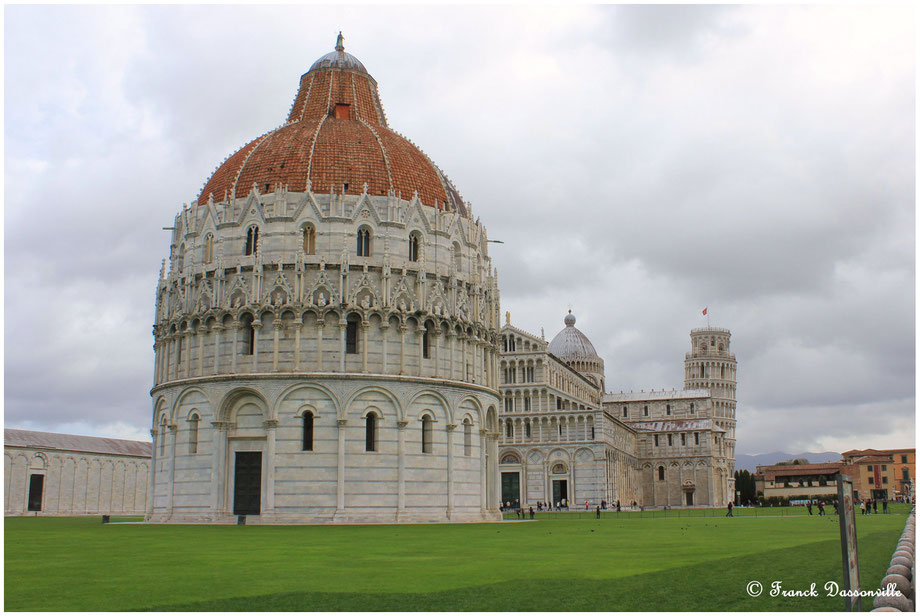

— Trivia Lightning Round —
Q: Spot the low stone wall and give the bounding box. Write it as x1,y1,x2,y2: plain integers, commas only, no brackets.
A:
872,506,915,612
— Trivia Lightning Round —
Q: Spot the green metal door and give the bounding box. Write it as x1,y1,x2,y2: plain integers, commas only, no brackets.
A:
501,472,520,506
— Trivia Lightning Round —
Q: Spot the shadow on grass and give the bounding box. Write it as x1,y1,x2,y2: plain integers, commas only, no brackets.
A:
147,529,899,612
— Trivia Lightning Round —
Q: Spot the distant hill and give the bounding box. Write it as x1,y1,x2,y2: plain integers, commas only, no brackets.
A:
735,451,841,473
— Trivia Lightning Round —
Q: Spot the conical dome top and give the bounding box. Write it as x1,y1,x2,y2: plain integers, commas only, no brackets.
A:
548,311,599,360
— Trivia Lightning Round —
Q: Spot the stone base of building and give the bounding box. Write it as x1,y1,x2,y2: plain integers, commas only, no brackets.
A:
145,508,503,525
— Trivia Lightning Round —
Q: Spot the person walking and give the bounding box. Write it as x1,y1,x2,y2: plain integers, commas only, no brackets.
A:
818,502,825,516
873,499,878,514
616,500,621,513
883,499,889,514
529,506,534,520
726,501,734,517
807,501,813,515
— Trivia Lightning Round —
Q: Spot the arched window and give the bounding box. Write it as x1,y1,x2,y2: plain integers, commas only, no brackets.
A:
203,233,215,264
658,466,665,481
245,226,259,256
622,406,628,418
303,224,316,255
240,314,255,355
365,413,377,452
188,414,199,454
463,419,472,456
590,426,595,440
356,228,371,257
346,315,359,354
690,403,695,414
421,415,433,453
302,412,314,451
177,244,185,271
408,232,421,262
505,419,513,438
452,241,462,273
422,328,430,359
643,405,649,417
525,422,531,438
666,404,671,416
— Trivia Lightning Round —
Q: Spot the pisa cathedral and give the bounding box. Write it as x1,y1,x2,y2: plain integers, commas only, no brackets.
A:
147,35,736,524
498,314,737,509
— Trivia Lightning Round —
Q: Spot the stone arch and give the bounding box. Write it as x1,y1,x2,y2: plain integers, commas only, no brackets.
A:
456,395,484,427
172,386,212,423
29,452,48,470
153,395,170,423
499,450,522,464
406,389,451,423
273,381,340,421
217,387,270,423
485,406,499,433
343,385,401,422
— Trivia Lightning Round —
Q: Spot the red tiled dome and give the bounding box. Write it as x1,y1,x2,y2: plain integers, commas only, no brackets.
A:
198,34,468,217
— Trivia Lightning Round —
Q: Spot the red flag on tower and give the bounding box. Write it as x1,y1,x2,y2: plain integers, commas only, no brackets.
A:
702,307,708,316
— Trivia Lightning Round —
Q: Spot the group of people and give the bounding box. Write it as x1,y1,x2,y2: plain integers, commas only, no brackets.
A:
859,498,889,515
805,500,827,515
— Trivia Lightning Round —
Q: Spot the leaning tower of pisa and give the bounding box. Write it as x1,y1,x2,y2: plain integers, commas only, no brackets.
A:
684,328,737,469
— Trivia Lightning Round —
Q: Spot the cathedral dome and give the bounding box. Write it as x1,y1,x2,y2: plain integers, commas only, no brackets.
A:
548,311,599,361
197,33,467,217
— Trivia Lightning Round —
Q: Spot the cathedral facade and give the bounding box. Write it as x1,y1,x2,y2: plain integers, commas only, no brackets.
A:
149,36,502,524
498,314,736,508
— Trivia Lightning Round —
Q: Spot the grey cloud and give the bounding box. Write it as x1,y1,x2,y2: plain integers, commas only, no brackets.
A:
4,5,913,455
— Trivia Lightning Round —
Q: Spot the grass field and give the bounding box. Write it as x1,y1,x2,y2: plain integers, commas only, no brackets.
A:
4,505,910,611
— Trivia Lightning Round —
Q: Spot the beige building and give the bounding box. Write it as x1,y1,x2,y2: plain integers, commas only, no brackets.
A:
4,429,150,516
498,313,737,508
841,448,915,501
753,461,844,502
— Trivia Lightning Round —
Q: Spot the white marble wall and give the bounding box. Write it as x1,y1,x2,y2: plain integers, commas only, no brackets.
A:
5,447,148,516
149,376,501,523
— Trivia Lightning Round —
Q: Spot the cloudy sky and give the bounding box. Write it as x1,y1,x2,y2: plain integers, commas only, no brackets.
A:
5,5,915,455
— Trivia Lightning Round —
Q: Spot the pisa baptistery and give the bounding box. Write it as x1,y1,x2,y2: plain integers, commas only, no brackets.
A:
149,35,502,524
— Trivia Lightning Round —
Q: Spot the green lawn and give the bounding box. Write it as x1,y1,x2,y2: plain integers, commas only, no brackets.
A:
4,507,909,611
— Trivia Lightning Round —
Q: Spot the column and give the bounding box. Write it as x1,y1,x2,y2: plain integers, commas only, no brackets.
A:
197,328,204,376
397,420,408,516
339,323,346,372
252,320,262,372
448,332,456,379
336,419,347,514
166,424,178,517
213,326,222,374
272,320,282,372
210,422,228,515
294,319,302,371
381,322,389,372
432,331,441,378
231,323,239,372
479,429,488,513
398,325,407,375
263,419,278,515
417,324,424,377
361,322,369,373
446,423,456,517
316,320,324,371
146,429,157,518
